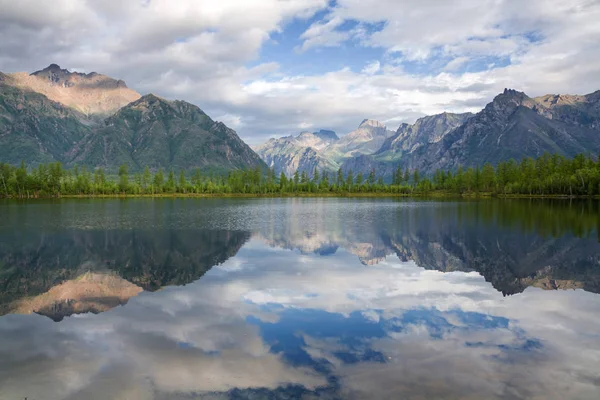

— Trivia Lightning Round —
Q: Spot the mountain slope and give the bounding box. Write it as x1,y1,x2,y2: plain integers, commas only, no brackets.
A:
342,89,600,178
376,112,473,157
404,89,600,173
0,78,92,165
0,65,266,173
70,94,266,173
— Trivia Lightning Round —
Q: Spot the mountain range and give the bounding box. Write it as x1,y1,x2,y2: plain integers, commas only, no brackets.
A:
0,64,265,173
254,119,396,176
256,89,600,179
2,63,600,178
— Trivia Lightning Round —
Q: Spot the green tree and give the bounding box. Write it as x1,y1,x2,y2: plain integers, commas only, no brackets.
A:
142,167,151,191
118,164,129,193
178,170,186,193
153,169,165,193
346,170,354,190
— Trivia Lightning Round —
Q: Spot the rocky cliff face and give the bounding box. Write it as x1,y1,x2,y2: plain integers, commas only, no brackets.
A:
0,65,266,173
376,112,473,156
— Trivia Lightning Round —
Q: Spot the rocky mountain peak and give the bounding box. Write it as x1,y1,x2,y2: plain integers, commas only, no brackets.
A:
30,64,130,89
2,64,141,117
313,129,339,142
31,63,74,85
359,119,386,129
484,88,532,116
496,88,530,103
137,93,164,104
39,63,63,72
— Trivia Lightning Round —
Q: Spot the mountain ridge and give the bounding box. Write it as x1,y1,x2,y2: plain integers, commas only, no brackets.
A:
0,64,266,173
254,87,600,179
255,120,395,176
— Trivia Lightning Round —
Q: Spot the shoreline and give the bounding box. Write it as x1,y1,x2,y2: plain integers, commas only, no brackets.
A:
2,192,599,200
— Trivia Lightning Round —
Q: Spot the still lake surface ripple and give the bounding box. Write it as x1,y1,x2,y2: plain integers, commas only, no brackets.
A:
1,198,599,399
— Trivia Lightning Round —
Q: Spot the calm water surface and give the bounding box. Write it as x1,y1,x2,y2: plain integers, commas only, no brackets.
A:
0,198,599,399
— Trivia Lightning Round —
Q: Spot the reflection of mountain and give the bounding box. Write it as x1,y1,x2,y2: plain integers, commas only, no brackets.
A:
10,270,143,321
257,200,600,295
0,229,251,318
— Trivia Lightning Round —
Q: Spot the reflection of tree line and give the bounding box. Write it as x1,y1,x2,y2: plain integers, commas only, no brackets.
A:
454,200,599,241
0,229,251,313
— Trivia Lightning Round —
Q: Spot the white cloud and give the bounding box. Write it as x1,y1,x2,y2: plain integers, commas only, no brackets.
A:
297,16,349,52
361,60,381,75
0,0,599,144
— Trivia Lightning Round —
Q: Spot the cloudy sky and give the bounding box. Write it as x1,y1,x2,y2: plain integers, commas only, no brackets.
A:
1,0,599,144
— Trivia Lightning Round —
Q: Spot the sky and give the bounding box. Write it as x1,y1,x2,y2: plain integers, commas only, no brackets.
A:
0,0,599,144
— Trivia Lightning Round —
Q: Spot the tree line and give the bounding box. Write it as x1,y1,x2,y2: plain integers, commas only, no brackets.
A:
1,152,599,198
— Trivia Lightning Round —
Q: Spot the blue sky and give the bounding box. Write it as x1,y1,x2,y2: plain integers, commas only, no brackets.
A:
0,0,599,144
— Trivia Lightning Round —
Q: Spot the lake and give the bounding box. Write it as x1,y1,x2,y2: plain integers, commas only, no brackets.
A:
0,198,599,399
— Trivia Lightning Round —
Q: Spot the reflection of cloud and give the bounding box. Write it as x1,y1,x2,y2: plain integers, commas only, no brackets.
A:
0,239,599,399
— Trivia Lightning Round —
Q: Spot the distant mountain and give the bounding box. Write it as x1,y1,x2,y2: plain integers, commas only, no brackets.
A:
254,120,394,176
323,119,395,161
341,89,600,179
399,89,600,174
376,112,474,156
313,129,339,142
0,64,266,173
254,130,339,176
340,112,472,177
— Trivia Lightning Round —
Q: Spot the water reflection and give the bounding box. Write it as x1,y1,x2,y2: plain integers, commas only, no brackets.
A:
0,198,599,399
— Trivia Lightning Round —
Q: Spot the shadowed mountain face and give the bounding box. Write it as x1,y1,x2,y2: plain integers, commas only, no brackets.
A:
70,94,266,173
0,65,266,173
400,89,600,173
